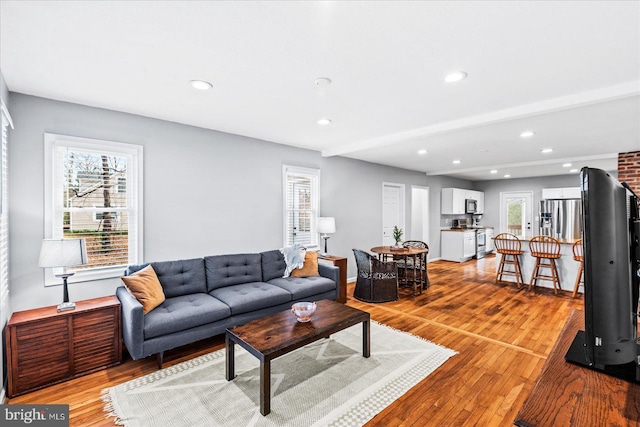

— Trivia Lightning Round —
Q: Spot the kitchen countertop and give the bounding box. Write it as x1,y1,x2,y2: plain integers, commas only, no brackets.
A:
515,236,580,245
442,226,494,232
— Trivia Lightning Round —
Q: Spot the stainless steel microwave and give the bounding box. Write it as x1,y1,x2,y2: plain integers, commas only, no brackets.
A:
465,199,477,214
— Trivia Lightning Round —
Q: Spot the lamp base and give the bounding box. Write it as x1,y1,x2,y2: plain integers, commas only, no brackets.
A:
321,235,330,258
57,301,76,312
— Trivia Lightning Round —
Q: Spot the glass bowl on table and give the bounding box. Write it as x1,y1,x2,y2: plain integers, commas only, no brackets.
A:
291,302,317,322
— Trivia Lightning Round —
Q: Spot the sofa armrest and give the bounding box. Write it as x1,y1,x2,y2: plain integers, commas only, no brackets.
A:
318,263,339,289
116,286,144,360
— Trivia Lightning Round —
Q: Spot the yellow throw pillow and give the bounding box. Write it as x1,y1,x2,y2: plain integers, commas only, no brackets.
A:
121,265,166,314
291,251,319,277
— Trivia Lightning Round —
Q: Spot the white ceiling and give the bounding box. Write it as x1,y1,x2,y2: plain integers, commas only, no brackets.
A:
1,1,639,181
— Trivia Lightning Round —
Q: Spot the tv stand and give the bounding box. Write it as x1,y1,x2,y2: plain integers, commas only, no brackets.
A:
565,330,640,383
515,310,640,426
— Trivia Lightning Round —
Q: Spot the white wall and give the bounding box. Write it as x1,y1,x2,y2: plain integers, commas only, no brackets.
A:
7,93,472,313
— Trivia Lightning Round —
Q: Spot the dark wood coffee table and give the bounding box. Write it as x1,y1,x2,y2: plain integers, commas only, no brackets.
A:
225,299,370,416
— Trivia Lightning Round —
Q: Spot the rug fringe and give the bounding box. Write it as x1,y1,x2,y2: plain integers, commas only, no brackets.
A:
101,387,125,425
372,320,459,355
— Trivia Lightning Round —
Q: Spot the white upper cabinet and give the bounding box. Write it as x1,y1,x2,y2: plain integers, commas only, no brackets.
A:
541,187,581,200
441,188,485,214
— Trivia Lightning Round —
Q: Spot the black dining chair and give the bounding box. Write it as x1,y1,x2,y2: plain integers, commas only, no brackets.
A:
352,249,399,303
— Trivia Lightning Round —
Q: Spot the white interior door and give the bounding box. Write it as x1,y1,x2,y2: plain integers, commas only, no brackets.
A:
500,191,534,239
411,186,430,250
382,183,405,245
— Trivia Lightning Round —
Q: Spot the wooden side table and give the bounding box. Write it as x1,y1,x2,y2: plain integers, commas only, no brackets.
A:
320,255,347,303
6,295,122,397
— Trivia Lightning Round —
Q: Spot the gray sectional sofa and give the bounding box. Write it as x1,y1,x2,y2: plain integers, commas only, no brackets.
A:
116,250,339,368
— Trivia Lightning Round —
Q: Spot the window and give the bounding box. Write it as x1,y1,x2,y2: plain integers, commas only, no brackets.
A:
93,206,122,223
283,165,319,248
44,133,143,284
117,177,126,193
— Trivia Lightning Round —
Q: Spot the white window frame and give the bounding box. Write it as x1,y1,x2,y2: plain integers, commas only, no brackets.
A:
0,100,13,311
282,165,320,250
44,133,143,285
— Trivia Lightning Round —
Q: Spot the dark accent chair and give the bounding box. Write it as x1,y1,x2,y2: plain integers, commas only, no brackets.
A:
396,240,430,289
352,249,399,303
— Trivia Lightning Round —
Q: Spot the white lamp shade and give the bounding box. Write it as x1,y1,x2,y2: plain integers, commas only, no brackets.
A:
317,217,336,234
38,239,88,268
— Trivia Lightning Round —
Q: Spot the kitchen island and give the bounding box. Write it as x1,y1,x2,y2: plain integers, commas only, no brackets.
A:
495,236,582,294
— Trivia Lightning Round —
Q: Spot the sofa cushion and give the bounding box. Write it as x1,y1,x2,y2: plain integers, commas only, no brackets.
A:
205,254,262,291
291,251,319,277
268,276,337,300
209,282,291,315
121,265,166,314
143,293,231,339
128,258,207,298
261,250,286,281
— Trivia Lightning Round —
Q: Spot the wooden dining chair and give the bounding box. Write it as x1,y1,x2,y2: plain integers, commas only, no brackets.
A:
529,235,562,294
493,233,525,289
572,239,584,298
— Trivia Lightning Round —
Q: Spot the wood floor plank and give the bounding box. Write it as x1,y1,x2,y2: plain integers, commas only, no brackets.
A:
5,255,586,426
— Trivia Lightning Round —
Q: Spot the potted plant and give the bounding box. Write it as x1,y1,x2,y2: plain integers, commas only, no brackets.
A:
392,225,403,248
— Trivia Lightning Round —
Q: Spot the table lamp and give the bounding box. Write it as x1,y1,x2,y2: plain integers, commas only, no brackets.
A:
38,238,87,312
317,217,336,257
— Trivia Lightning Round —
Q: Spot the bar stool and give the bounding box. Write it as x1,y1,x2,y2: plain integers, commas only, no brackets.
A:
529,235,562,294
494,233,525,289
572,239,584,298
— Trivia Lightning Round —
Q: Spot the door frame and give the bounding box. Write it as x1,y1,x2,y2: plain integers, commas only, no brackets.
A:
382,182,405,245
410,185,430,251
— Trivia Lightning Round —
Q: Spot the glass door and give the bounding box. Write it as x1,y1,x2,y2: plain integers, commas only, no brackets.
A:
500,192,533,239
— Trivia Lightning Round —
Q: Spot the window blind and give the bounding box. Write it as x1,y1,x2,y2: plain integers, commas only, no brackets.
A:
0,103,12,310
283,166,319,248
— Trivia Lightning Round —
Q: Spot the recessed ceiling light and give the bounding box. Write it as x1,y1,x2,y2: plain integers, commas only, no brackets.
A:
315,77,332,87
541,148,553,154
520,131,535,138
452,159,461,164
189,80,213,90
504,174,511,178
317,118,332,126
563,163,572,167
570,169,578,173
418,149,427,155
444,71,467,83
490,170,498,174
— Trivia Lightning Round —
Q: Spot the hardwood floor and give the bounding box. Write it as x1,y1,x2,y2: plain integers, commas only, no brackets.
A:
6,255,585,426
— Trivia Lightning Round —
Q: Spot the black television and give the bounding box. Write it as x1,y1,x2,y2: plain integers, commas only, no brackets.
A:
565,167,640,383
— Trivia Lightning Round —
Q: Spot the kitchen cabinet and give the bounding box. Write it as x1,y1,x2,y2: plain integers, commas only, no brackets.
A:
441,230,477,262
441,188,485,214
541,187,580,199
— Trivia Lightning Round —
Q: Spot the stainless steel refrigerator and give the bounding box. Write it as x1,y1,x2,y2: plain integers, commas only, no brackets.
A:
539,199,582,240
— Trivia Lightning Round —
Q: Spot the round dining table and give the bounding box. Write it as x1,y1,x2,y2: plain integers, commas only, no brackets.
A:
370,246,429,297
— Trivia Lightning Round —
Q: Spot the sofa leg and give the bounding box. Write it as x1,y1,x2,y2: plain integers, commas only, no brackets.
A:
157,352,164,369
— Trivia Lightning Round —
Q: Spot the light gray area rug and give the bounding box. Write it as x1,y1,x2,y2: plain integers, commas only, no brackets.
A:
103,321,456,427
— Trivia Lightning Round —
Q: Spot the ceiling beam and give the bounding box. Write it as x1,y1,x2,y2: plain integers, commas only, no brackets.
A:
322,82,640,158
